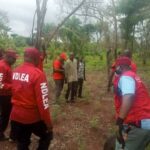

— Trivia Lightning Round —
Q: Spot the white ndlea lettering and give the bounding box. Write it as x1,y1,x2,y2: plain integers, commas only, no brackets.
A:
0,73,3,82
13,73,29,82
40,82,49,109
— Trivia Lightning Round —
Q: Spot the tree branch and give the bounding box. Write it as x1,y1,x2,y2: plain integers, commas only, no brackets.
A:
45,0,86,47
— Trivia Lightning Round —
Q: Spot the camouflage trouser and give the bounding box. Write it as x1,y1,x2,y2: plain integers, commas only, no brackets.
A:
115,126,150,150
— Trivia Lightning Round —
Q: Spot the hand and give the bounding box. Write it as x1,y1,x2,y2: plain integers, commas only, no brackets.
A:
116,117,125,149
48,130,53,140
46,124,53,132
0,83,4,89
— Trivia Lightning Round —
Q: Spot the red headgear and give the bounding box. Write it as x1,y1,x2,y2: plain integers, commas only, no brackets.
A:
116,56,131,66
5,49,18,59
60,52,67,60
24,47,40,60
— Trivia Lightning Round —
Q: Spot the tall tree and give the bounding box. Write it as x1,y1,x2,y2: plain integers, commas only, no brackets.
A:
34,0,48,50
118,0,150,49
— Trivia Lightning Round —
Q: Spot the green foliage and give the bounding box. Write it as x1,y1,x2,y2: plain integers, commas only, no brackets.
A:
146,144,150,150
52,104,61,122
0,35,15,49
11,34,27,47
0,10,10,32
85,53,106,71
77,135,87,150
59,16,98,55
118,0,150,48
0,10,16,49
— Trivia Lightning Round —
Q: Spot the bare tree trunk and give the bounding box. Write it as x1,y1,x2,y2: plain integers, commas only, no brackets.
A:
131,25,135,52
31,10,37,45
35,0,48,50
111,0,118,59
45,0,86,47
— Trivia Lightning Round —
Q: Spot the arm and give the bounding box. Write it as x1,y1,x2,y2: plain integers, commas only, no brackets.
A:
116,76,135,148
0,68,12,90
118,76,135,120
119,94,134,119
35,73,53,131
53,68,64,73
64,61,69,80
53,61,64,73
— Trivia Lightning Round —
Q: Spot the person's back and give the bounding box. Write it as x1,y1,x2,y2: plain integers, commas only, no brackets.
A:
11,62,50,123
10,47,53,150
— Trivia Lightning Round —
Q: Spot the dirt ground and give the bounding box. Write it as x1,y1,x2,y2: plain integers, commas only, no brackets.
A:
0,71,115,150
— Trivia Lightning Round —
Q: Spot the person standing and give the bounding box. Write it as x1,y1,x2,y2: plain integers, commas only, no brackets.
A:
0,50,17,140
53,52,67,103
10,47,53,150
107,49,137,92
77,57,86,98
113,56,150,150
65,52,77,103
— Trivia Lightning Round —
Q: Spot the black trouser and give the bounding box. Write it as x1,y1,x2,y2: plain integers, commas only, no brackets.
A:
0,95,12,136
74,81,78,97
54,79,64,100
77,78,84,97
65,81,76,101
11,121,53,150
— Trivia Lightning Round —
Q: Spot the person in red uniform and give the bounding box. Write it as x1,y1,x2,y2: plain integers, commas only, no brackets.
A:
107,49,137,92
10,47,53,150
113,56,150,149
53,52,67,103
0,50,17,140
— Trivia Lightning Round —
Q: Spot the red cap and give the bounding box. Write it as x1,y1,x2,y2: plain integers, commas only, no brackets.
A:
24,47,40,59
60,52,67,60
116,56,131,66
5,49,18,59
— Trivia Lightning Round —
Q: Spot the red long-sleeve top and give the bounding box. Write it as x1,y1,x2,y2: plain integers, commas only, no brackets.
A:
0,60,12,96
10,62,52,127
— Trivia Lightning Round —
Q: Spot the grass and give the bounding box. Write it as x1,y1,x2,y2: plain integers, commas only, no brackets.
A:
89,116,100,129
52,104,61,122
77,135,87,150
146,145,150,150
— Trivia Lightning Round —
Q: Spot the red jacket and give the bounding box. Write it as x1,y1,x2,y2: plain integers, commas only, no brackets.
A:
53,59,64,80
0,60,12,95
114,70,150,124
10,62,52,127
